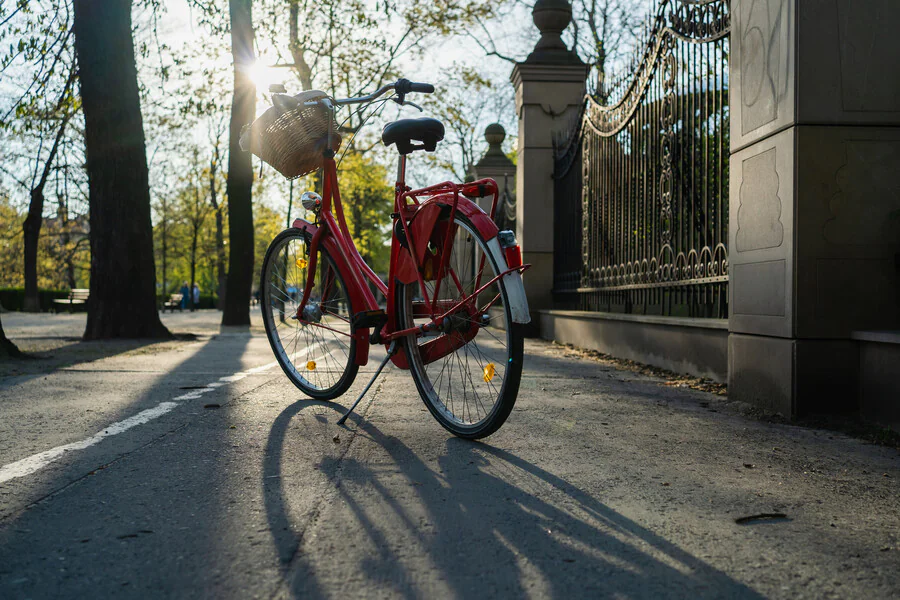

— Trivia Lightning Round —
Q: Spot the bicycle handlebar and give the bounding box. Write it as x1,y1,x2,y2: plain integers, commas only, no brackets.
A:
333,78,433,106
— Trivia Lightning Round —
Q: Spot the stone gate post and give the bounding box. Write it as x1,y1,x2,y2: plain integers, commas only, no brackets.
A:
469,124,516,216
728,0,900,415
511,0,589,325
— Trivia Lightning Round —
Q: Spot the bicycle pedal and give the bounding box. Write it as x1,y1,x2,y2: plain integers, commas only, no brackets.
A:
352,309,388,330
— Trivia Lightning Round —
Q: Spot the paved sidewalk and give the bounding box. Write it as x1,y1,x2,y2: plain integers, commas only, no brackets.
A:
0,310,898,598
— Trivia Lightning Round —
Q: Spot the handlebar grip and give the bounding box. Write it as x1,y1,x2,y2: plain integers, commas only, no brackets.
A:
409,82,434,94
395,78,434,95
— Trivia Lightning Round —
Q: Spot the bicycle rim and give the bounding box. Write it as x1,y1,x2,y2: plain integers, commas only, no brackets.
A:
397,215,523,438
261,228,358,399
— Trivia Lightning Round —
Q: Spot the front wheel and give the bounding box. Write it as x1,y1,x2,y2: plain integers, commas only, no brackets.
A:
396,214,524,439
260,227,358,399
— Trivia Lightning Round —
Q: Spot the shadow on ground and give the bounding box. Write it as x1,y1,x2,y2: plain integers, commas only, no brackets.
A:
263,399,764,599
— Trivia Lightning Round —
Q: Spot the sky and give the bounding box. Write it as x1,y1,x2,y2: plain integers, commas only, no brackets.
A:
139,0,535,219
0,0,641,224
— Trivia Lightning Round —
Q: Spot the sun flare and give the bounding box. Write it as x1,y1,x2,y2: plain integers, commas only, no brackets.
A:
247,61,281,92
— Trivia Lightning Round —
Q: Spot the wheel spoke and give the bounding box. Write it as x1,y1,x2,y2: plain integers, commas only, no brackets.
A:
261,231,357,397
399,217,518,433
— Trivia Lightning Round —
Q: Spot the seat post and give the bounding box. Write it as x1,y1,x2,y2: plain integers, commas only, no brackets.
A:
396,154,407,187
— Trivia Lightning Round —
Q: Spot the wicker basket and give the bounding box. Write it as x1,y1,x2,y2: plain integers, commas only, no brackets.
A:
240,90,342,179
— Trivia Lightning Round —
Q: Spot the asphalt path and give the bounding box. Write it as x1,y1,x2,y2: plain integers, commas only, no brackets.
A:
0,310,898,598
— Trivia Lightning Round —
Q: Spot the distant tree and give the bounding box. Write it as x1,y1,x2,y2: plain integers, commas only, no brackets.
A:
208,133,227,305
180,150,214,310
72,0,169,338
468,0,644,96
22,70,77,311
221,0,256,326
0,1,82,310
422,65,514,183
338,152,392,273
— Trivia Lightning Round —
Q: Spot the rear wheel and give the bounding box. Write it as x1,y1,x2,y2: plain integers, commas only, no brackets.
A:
261,228,358,399
396,214,524,438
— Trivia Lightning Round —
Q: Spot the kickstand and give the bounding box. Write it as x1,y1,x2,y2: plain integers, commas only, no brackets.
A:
337,341,398,426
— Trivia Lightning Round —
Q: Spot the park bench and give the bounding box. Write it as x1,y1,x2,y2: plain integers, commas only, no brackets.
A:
53,289,89,312
162,293,184,312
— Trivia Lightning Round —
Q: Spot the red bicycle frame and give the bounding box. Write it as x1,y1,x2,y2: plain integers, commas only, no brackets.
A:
290,153,527,370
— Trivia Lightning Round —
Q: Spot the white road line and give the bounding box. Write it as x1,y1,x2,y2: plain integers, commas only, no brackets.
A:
0,360,282,485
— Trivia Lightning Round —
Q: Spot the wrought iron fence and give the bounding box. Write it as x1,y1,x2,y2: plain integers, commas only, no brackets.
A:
553,0,730,318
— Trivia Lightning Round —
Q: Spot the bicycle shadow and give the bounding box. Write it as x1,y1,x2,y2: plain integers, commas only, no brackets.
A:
263,400,764,599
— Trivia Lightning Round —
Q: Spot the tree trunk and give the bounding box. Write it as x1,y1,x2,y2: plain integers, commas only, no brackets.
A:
161,198,168,298
73,0,170,339
222,0,256,326
214,209,226,307
190,223,199,311
23,101,73,312
22,189,43,312
209,148,227,308
289,1,313,91
0,311,24,359
58,196,77,289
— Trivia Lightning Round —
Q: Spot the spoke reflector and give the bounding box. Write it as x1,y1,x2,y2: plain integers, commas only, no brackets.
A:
307,360,317,371
483,363,496,383
296,257,308,269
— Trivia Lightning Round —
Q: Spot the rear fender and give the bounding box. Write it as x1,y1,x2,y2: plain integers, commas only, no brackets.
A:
393,195,499,285
291,219,371,366
485,237,531,324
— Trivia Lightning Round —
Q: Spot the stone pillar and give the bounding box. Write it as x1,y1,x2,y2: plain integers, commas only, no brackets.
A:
728,0,900,416
510,0,589,322
469,123,516,216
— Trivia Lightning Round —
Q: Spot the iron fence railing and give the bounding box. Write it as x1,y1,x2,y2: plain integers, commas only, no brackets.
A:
553,0,730,318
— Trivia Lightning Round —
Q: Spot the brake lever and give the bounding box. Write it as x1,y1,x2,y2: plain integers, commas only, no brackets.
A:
392,94,423,111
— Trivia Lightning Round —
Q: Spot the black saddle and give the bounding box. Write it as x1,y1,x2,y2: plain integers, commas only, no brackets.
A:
381,118,444,155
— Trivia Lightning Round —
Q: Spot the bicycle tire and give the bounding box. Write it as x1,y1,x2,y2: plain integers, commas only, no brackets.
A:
396,212,524,438
261,227,359,399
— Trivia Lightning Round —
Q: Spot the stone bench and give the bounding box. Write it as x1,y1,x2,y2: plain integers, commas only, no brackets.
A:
852,330,900,431
52,289,89,312
162,293,184,312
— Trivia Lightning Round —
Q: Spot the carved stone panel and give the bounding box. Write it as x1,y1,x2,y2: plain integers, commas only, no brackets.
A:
731,0,794,150
797,0,900,125
791,127,900,338
837,1,900,113
814,258,899,333
732,260,786,316
739,0,790,133
824,141,900,246
729,128,795,338
737,148,785,251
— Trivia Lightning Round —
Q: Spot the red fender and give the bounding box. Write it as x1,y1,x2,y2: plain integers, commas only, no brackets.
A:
291,218,372,366
388,195,499,369
394,195,499,285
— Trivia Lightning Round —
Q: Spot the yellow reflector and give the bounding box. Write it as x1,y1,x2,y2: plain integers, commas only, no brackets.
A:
483,363,496,383
296,257,308,269
307,360,316,371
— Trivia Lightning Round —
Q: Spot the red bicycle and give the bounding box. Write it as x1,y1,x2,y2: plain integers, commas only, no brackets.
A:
248,79,530,438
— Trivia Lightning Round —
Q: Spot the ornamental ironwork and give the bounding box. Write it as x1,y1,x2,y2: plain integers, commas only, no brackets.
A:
553,0,730,318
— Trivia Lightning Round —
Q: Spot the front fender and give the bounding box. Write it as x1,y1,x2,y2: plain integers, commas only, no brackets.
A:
290,219,371,366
